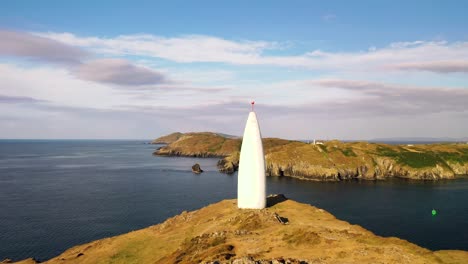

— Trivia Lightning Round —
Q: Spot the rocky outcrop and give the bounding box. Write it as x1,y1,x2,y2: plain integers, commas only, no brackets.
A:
217,152,240,174
192,163,203,174
22,197,468,263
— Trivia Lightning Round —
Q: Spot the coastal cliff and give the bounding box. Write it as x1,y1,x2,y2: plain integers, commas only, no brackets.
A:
153,132,468,181
13,196,468,263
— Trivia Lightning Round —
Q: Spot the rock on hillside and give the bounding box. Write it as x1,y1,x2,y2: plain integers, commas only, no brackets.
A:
15,195,468,263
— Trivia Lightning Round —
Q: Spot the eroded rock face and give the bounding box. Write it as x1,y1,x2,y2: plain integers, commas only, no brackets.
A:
154,147,225,158
217,154,460,181
217,159,238,174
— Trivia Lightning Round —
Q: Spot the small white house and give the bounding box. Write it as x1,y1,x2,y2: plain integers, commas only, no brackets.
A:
311,139,324,145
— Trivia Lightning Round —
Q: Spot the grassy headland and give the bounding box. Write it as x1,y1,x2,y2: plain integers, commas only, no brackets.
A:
15,196,468,263
153,132,468,181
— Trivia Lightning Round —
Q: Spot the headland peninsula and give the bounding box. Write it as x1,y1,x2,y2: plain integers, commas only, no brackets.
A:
152,132,468,181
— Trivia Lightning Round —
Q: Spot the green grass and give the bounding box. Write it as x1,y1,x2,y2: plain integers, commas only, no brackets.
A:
208,138,226,152
317,144,327,153
395,152,440,168
282,229,321,246
375,146,399,157
376,146,441,168
108,240,144,264
435,150,468,164
110,251,135,264
341,148,357,157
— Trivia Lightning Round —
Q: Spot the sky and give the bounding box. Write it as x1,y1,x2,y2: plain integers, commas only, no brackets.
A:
1,0,468,140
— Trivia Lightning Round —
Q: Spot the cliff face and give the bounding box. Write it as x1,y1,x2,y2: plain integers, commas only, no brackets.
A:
263,142,468,181
16,196,468,264
153,132,468,181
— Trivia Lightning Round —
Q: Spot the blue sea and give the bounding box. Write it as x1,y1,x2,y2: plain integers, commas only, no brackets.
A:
0,140,467,261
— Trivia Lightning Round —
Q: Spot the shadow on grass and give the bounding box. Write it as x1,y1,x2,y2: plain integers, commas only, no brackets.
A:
267,194,288,207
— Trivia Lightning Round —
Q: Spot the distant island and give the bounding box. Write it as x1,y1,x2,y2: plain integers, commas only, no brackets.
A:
12,195,468,263
152,132,468,181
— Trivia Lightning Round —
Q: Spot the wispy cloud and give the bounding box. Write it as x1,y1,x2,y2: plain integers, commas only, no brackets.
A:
0,94,47,104
0,30,88,64
37,32,276,64
392,61,468,73
73,59,169,86
2,30,468,139
105,75,468,120
36,32,468,74
305,78,468,115
0,30,174,88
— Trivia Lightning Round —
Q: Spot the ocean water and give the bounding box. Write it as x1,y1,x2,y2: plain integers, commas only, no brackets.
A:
0,140,467,261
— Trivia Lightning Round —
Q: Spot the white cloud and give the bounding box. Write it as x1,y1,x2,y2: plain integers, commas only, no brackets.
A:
0,63,230,112
2,30,468,139
0,31,177,87
392,61,468,73
0,64,126,109
1,68,467,139
37,32,275,64
0,30,88,64
73,58,169,86
36,32,468,73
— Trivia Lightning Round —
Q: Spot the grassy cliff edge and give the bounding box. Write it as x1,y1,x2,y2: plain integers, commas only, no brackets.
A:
13,196,468,264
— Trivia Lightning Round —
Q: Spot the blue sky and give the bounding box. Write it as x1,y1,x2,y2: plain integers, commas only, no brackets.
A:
3,1,467,48
1,1,468,139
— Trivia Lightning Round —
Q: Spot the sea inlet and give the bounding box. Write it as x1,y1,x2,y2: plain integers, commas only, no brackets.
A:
0,140,467,261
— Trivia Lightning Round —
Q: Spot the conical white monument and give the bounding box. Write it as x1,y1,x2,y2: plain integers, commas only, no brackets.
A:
237,101,266,209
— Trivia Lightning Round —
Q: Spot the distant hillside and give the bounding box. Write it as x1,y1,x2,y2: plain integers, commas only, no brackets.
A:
16,196,468,263
151,132,238,145
153,132,468,181
371,137,468,143
151,132,184,144
153,132,242,157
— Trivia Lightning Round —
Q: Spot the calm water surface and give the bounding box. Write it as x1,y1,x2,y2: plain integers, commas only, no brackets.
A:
0,140,467,261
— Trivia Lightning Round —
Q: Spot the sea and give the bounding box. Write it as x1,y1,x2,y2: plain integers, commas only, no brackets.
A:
0,140,467,261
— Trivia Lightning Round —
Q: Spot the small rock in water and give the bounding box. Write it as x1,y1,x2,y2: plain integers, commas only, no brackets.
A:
192,163,204,174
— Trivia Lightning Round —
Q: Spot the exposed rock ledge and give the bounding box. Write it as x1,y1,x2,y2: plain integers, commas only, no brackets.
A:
12,195,468,263
152,132,468,181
